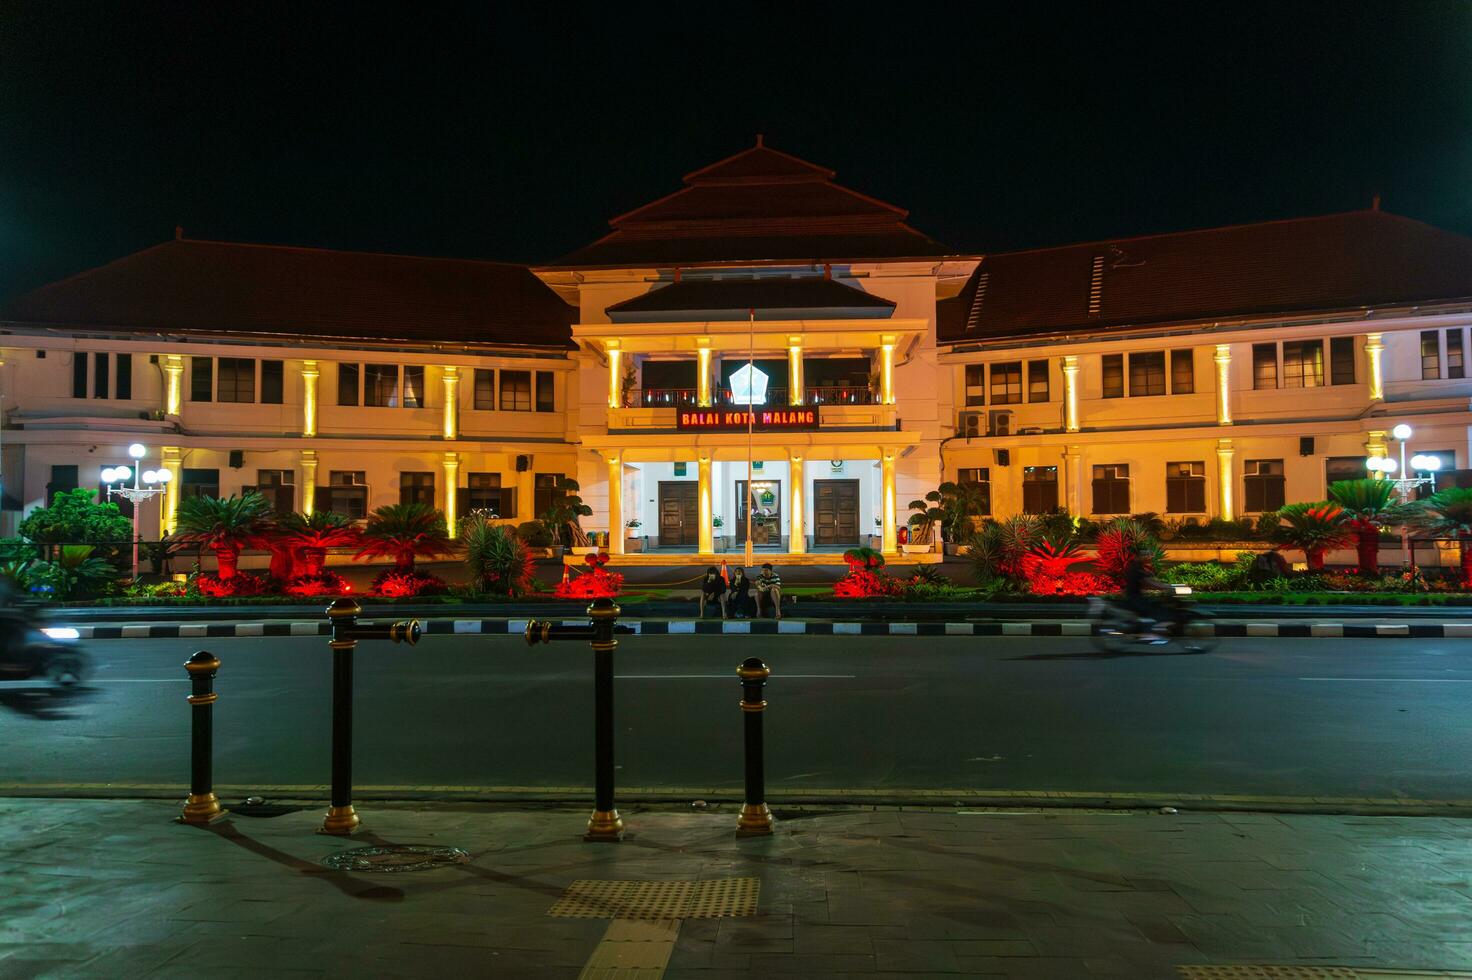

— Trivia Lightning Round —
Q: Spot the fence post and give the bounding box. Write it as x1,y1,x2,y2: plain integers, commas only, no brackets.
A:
179,651,226,825
736,657,773,836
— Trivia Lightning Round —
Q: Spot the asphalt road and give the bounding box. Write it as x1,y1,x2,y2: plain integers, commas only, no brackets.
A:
4,634,1472,801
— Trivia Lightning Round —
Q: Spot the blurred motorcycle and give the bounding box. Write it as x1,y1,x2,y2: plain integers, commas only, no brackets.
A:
0,603,91,686
1088,585,1217,654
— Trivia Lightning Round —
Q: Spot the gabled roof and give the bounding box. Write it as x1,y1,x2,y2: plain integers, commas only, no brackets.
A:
937,210,1472,344
4,238,575,348
543,138,956,269
605,277,896,323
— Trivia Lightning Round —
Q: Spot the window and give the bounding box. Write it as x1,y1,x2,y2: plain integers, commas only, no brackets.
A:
191,357,213,401
963,364,985,406
1027,361,1049,402
1022,466,1058,515
1091,464,1131,514
48,465,78,504
1252,343,1277,389
402,366,425,408
534,473,564,516
500,370,532,412
218,358,255,403
1166,461,1207,513
261,360,284,404
474,369,495,410
325,471,367,520
1422,330,1441,380
1449,330,1465,380
1243,459,1285,513
536,372,555,412
255,470,295,513
989,362,1022,405
365,364,398,407
1127,352,1166,397
466,472,515,516
1330,336,1356,385
1282,340,1324,388
116,353,132,400
72,353,88,398
93,351,109,399
1102,354,1124,398
1325,456,1369,488
337,363,360,406
958,467,992,516
399,471,434,507
181,468,220,500
1170,350,1194,394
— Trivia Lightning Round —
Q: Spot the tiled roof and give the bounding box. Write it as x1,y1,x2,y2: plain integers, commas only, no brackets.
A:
605,277,896,322
3,238,576,348
938,210,1472,344
544,139,957,268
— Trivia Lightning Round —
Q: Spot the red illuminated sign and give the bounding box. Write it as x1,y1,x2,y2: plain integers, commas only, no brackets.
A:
676,407,820,431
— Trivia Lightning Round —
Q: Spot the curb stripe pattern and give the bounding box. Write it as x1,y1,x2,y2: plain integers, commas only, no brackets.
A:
63,619,1472,640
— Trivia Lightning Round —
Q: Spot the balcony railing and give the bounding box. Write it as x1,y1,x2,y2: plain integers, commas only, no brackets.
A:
635,386,876,408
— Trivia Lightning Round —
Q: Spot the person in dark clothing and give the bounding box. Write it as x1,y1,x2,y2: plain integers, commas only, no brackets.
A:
1122,553,1168,641
728,567,753,618
699,566,727,619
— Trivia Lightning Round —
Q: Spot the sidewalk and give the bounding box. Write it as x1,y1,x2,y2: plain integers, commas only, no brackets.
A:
3,799,1471,978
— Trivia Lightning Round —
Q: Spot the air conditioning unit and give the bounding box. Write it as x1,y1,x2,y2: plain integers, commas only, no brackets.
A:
988,410,1013,437
1018,426,1045,436
958,411,984,439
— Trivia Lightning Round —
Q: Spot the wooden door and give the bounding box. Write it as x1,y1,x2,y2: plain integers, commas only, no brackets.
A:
814,479,860,546
734,479,782,547
657,482,698,547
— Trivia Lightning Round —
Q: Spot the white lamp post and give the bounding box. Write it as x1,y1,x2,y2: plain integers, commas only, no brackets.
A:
1366,423,1441,568
103,443,172,580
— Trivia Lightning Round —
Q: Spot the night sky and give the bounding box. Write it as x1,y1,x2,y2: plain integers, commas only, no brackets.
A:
2,2,1469,302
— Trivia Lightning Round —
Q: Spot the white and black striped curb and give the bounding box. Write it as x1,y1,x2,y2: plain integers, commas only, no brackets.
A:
63,619,1472,640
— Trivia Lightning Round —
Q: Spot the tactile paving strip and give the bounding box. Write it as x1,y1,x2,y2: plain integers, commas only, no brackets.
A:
548,877,759,919
1179,967,1472,979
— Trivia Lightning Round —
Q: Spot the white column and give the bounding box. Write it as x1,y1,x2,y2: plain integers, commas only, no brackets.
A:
441,366,460,440
1365,333,1385,401
162,355,185,416
788,453,806,554
1061,356,1080,433
443,452,460,538
1063,446,1082,515
698,453,713,554
1216,439,1234,521
161,447,182,535
607,343,622,408
880,337,896,405
881,452,897,554
788,337,803,406
607,454,623,555
697,341,713,407
301,450,318,517
1214,345,1232,425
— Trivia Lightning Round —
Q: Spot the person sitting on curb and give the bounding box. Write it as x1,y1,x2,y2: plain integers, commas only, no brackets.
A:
698,566,727,619
728,567,753,618
755,563,783,620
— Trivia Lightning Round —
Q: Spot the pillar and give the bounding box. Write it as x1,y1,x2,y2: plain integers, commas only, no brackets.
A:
1365,333,1385,401
518,466,536,522
162,355,184,416
607,343,622,409
161,446,182,535
879,336,896,405
301,450,318,517
698,453,714,554
1216,439,1235,520
1214,345,1232,425
300,359,319,437
697,340,713,407
788,337,803,406
1061,356,1080,433
607,454,623,555
442,452,461,537
441,366,460,440
881,452,897,554
788,453,805,553
1063,446,1082,515
1365,430,1389,479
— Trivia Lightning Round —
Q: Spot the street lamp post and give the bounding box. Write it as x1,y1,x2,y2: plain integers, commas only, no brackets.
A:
1366,423,1441,568
103,442,172,580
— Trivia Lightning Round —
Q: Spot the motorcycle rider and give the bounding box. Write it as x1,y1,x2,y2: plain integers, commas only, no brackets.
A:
1122,553,1171,643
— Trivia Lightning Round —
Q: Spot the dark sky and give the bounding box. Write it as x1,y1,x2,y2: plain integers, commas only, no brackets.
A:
2,2,1470,302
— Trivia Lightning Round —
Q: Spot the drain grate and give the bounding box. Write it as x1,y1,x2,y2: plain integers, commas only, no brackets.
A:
1178,968,1472,979
548,877,759,919
321,845,470,873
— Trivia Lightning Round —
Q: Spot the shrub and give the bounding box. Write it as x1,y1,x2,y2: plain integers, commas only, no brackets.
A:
515,521,554,548
842,546,886,571
464,518,535,597
30,544,117,599
284,572,352,597
196,573,272,598
1253,511,1282,537
371,569,447,598
1274,503,1354,572
1020,536,1089,582
1094,518,1166,584
1164,560,1245,591
174,493,274,580
357,503,451,574
279,511,361,578
554,567,623,598
19,489,132,545
901,581,972,601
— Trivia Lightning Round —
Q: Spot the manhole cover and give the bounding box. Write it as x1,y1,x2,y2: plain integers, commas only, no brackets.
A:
548,877,759,919
321,845,470,873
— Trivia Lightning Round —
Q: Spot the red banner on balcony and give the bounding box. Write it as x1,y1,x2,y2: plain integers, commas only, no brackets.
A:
676,407,821,431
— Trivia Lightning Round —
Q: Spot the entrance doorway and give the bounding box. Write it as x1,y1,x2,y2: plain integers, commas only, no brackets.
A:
813,479,860,547
657,482,699,548
734,479,782,548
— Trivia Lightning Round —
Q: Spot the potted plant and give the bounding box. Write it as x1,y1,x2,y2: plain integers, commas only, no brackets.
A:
355,502,451,574
713,514,725,550
935,481,987,555
539,477,594,556
1327,478,1399,575
1273,502,1354,572
173,492,273,580
625,518,644,553
904,493,943,554
870,516,884,550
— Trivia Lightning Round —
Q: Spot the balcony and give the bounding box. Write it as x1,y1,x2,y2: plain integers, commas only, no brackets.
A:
636,386,877,408
608,387,894,433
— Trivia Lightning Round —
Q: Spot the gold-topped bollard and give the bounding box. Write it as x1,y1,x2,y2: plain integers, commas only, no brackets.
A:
526,597,628,842
179,650,227,825
736,657,774,836
320,597,421,835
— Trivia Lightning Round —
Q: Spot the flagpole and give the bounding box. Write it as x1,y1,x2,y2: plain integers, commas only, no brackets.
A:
744,307,755,568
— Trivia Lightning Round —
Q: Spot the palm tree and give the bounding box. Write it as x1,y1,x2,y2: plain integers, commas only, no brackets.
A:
464,517,534,596
280,510,362,578
355,502,451,574
1274,502,1355,572
1403,487,1472,588
1328,478,1399,575
173,493,273,580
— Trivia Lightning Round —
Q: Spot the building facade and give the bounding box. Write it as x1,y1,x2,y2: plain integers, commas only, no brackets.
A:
4,142,1471,561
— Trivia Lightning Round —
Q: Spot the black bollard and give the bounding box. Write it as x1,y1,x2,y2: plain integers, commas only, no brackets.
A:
179,651,226,824
320,597,421,836
736,657,773,836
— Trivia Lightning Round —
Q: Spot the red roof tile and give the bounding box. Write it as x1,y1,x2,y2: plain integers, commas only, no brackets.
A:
3,238,575,348
938,210,1472,344
605,277,896,322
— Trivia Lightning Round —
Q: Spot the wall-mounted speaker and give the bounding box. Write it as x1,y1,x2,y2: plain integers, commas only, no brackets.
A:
229,450,244,469
995,448,1011,466
515,454,531,472
1299,436,1315,457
